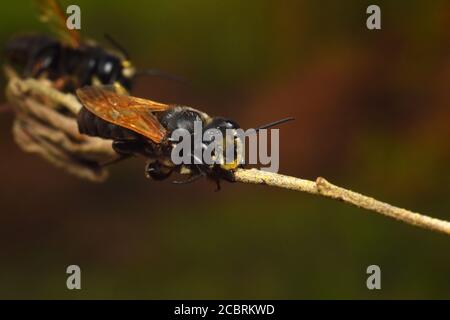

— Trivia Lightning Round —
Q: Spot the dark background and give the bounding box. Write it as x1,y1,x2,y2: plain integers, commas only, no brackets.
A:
0,0,449,299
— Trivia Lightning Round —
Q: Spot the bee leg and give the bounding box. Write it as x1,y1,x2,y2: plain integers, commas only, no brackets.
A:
145,161,173,180
106,140,145,166
219,169,236,182
212,170,237,191
172,173,203,185
112,139,144,155
215,179,221,192
100,155,131,167
172,165,206,184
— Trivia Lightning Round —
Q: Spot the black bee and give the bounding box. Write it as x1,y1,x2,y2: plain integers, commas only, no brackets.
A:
5,33,135,92
4,0,177,93
76,86,293,189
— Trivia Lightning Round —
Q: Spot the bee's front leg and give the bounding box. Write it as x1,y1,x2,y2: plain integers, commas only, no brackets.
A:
145,161,173,180
112,139,145,155
53,76,72,91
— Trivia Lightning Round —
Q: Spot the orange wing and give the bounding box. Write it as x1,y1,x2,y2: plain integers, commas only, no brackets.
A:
35,0,81,48
76,86,170,143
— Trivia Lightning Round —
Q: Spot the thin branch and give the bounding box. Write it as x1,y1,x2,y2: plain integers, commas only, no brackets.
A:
234,169,450,236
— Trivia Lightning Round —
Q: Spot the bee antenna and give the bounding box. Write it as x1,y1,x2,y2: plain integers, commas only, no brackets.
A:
172,173,204,185
104,33,130,60
134,69,187,84
255,117,295,131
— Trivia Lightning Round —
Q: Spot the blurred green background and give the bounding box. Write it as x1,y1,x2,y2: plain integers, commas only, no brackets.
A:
1,0,449,299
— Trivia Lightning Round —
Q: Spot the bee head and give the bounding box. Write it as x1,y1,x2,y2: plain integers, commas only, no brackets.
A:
203,117,243,172
103,34,135,87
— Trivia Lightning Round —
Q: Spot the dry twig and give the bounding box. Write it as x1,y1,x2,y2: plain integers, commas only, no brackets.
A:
234,169,450,236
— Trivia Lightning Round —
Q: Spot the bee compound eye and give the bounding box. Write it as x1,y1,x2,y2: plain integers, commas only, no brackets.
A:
224,119,240,130
98,57,120,82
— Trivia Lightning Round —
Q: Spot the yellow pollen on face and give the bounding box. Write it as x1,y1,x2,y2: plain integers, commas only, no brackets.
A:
122,60,132,68
221,160,239,170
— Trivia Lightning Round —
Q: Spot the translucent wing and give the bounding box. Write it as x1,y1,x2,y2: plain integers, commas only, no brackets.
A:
76,86,169,143
35,0,81,48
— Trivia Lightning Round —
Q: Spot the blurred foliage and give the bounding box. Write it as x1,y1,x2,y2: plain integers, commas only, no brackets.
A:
0,0,449,299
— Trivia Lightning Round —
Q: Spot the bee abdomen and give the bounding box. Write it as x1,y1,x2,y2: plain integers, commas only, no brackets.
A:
77,107,137,140
5,34,60,70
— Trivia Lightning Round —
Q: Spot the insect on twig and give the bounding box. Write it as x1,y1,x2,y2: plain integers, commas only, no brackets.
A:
5,74,450,237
